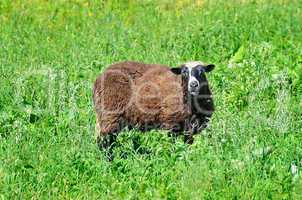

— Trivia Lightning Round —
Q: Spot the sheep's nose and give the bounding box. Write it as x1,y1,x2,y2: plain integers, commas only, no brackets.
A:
190,81,199,88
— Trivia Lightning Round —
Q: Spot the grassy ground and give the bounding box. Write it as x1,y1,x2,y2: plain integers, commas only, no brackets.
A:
1,0,302,199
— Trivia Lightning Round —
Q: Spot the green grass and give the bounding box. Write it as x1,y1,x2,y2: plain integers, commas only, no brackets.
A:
1,0,302,199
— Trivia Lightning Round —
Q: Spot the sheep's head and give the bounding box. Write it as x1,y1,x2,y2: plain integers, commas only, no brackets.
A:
171,61,215,96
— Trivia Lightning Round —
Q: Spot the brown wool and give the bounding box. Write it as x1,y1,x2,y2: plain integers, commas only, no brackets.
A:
93,61,214,146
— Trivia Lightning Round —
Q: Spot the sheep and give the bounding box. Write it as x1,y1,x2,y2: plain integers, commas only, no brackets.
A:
93,61,215,157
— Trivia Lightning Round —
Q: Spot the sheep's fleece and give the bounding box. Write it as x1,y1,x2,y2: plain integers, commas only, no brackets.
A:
93,61,214,148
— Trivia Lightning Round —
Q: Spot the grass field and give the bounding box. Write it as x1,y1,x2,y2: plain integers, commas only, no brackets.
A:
1,0,302,199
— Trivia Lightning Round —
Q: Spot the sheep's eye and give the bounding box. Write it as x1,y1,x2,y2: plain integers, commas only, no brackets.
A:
181,68,189,76
197,66,205,76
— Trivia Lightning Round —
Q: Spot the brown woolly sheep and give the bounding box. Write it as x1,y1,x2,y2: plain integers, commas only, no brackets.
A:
93,61,215,158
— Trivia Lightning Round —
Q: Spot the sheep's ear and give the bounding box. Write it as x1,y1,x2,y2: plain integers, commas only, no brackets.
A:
171,67,182,75
204,64,215,73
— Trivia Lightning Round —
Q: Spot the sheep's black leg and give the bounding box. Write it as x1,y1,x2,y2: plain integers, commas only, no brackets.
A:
167,123,183,143
97,133,117,161
184,133,194,144
183,120,194,144
132,135,141,152
96,115,123,161
168,128,183,144
168,132,178,143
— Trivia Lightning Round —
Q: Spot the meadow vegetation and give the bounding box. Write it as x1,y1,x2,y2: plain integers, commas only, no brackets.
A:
0,0,302,199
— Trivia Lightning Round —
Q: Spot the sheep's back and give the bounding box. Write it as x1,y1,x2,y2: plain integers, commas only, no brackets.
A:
93,61,149,116
125,65,190,127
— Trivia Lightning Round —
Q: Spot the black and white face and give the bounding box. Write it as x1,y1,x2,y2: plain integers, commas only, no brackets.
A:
171,61,215,96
